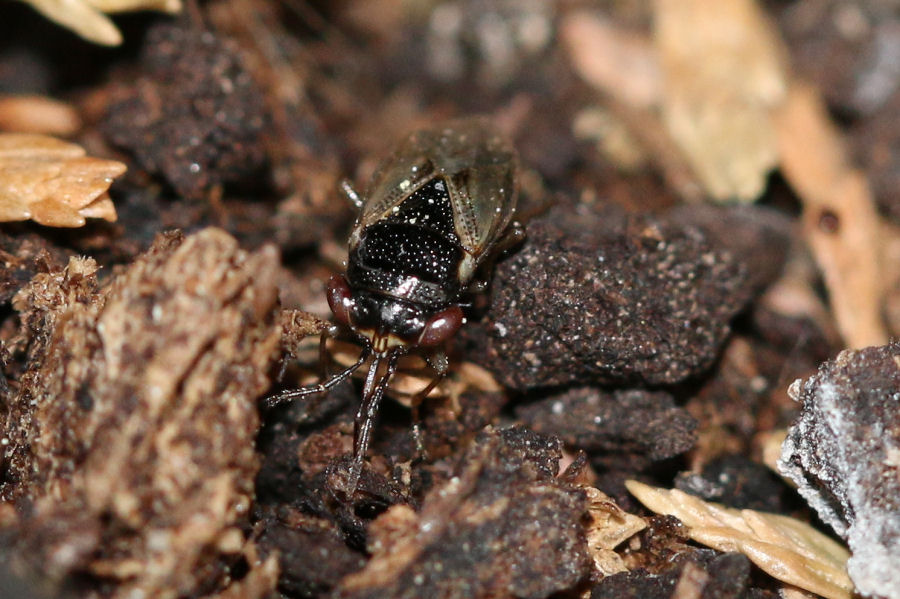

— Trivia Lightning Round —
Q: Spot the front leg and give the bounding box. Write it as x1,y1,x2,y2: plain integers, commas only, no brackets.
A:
347,350,401,494
409,349,450,460
469,220,526,293
264,343,370,409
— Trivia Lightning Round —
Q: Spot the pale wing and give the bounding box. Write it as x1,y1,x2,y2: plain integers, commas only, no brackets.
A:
424,118,518,255
358,117,518,257
358,131,438,226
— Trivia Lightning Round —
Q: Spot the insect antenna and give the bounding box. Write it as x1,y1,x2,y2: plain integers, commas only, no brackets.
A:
346,349,401,494
264,345,371,409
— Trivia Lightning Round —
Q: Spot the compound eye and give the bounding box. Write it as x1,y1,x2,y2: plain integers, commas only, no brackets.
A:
418,306,464,347
326,275,354,327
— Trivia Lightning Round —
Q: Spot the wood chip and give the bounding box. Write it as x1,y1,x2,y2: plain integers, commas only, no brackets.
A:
626,480,853,599
0,133,123,227
560,12,661,110
19,0,182,46
327,338,501,407
584,487,647,576
758,428,789,478
672,561,710,599
654,0,788,202
773,82,888,349
0,95,81,136
561,10,704,202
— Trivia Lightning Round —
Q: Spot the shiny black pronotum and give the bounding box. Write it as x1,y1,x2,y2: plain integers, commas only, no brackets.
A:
267,117,521,491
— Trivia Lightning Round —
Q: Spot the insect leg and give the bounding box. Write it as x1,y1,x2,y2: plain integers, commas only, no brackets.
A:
340,179,364,210
263,346,371,409
410,372,445,461
469,220,526,293
347,350,400,492
498,220,527,251
275,355,290,384
318,328,331,379
409,349,449,457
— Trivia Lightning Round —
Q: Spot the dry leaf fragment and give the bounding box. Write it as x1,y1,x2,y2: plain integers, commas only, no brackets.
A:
0,133,123,227
654,0,789,202
19,0,181,46
626,480,853,599
21,0,123,45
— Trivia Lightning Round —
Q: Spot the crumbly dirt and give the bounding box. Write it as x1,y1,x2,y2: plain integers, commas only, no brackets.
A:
101,20,270,201
779,343,900,598
479,205,753,389
516,387,697,470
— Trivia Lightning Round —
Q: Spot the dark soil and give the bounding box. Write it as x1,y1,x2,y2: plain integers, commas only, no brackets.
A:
0,2,894,598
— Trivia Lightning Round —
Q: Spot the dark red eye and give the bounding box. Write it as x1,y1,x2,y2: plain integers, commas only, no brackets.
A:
418,306,464,347
326,275,354,327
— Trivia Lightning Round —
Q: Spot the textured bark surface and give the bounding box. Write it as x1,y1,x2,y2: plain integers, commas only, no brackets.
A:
2,228,282,598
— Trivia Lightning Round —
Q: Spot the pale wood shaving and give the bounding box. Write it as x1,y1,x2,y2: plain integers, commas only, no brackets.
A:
85,0,180,13
880,221,900,337
561,10,704,202
0,95,81,136
572,107,650,171
780,588,820,599
773,82,888,349
758,428,789,477
625,480,853,599
0,133,123,227
329,339,501,407
654,0,788,202
564,3,790,204
672,561,709,599
565,5,886,349
584,487,647,576
19,0,181,46
560,13,661,110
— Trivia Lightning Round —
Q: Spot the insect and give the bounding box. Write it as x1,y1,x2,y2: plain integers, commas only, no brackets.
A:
267,117,521,492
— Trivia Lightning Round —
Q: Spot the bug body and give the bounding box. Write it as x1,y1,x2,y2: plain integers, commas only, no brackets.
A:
270,117,519,491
